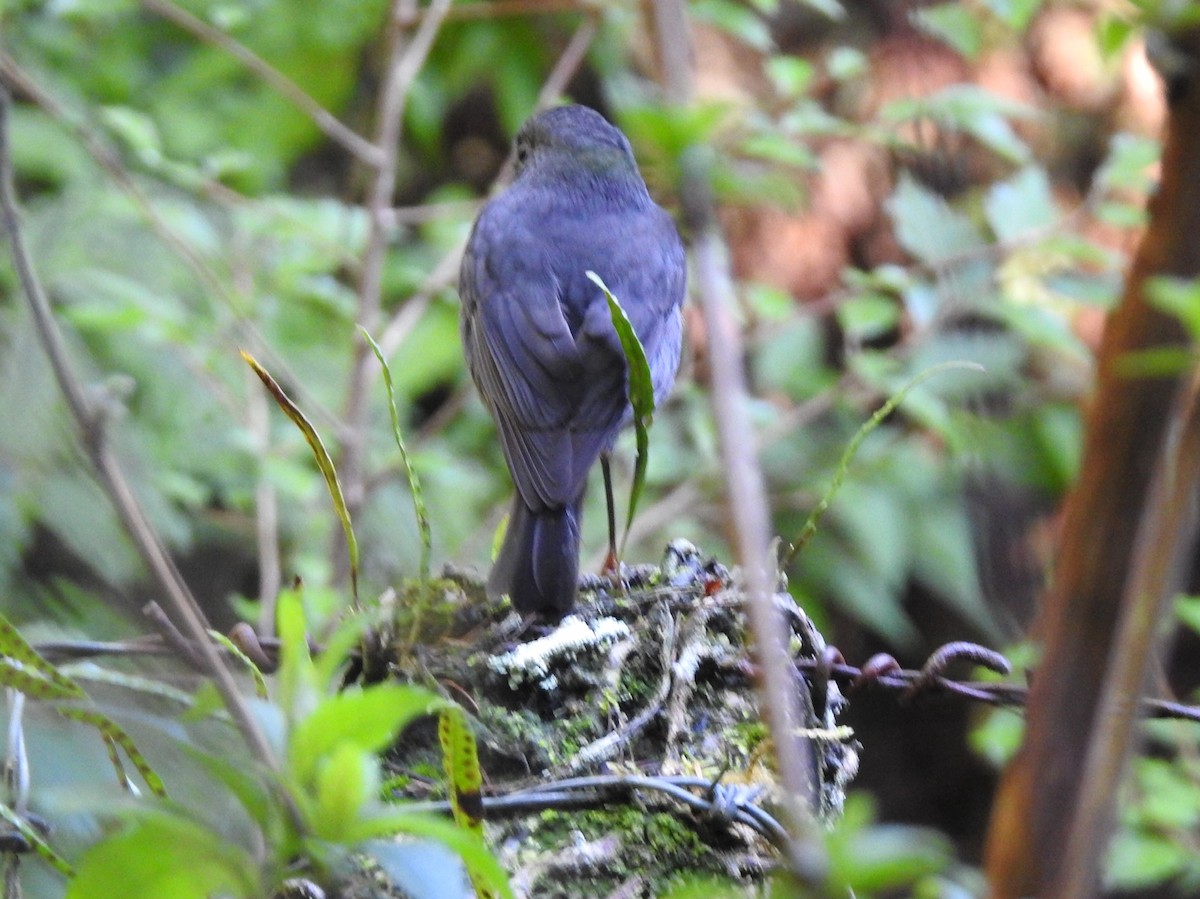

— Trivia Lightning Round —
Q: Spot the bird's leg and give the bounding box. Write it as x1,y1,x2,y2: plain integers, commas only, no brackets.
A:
601,453,619,576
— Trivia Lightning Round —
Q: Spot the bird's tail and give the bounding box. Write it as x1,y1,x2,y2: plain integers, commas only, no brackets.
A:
488,496,582,619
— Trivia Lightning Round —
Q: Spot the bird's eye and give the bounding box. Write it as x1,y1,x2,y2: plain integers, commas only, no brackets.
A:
516,145,529,165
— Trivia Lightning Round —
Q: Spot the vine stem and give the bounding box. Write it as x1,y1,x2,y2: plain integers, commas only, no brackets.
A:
337,0,453,578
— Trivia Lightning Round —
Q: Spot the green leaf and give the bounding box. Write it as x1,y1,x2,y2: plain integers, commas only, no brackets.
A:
276,588,318,722
1146,276,1200,342
1176,594,1200,637
439,706,483,835
0,612,86,700
766,57,815,97
826,46,867,80
242,350,359,603
366,840,476,899
0,802,73,876
288,685,440,787
887,174,986,266
1095,133,1160,194
883,86,1035,164
360,814,513,899
1107,829,1190,890
914,4,983,59
313,743,378,841
56,706,167,798
836,293,901,343
588,272,656,556
312,610,371,692
691,0,774,50
360,326,432,580
207,630,268,699
984,167,1058,243
981,0,1043,31
1096,13,1135,58
67,812,259,899
1116,347,1195,378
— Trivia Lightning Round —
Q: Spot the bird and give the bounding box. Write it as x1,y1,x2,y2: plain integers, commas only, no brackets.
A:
459,104,686,619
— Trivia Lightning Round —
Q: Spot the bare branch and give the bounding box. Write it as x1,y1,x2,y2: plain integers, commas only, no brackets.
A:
0,86,279,774
377,11,599,359
0,54,345,436
407,0,599,21
139,0,381,166
647,0,826,882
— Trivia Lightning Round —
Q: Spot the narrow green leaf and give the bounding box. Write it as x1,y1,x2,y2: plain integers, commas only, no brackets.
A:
784,360,985,567
438,706,483,835
207,630,268,699
0,612,85,699
56,706,167,798
587,271,656,556
0,802,73,876
312,610,370,693
60,662,199,708
358,326,433,580
241,350,359,602
276,588,318,721
0,659,80,702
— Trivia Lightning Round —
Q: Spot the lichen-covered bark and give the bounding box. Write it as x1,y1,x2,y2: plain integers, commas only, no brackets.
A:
378,541,857,897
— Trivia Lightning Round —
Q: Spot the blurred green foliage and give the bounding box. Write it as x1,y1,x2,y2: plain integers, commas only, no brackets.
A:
1,0,1137,643
1,0,1194,894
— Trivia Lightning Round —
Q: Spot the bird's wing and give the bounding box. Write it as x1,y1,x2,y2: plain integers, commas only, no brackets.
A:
567,205,687,444
461,214,586,511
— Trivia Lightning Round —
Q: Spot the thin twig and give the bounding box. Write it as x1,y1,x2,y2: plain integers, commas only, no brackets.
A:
0,54,344,435
339,0,454,558
403,0,597,22
247,367,282,634
0,87,279,774
3,691,25,899
381,198,483,228
649,0,826,882
138,0,381,165
375,12,599,361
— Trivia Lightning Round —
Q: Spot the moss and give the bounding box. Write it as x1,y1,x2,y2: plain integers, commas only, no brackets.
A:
731,720,770,755
375,543,857,895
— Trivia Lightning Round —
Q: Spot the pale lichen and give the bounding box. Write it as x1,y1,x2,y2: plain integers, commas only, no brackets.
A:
487,615,631,691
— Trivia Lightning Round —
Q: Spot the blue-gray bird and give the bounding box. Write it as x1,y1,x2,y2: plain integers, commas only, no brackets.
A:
459,105,686,618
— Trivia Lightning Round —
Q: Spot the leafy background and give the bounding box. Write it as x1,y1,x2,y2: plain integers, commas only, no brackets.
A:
1,0,1196,895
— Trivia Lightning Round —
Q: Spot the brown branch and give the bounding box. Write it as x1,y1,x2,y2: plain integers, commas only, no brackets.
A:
0,86,279,774
1056,363,1200,894
647,0,826,883
985,29,1200,897
138,0,381,166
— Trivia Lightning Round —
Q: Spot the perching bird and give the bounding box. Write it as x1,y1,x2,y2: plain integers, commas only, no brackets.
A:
459,104,686,618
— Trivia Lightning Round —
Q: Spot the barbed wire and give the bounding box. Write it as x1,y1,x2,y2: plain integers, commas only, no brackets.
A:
791,639,1200,725
31,630,1200,726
